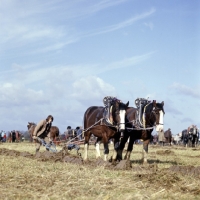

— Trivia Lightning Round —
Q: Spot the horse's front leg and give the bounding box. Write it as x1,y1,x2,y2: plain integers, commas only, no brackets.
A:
111,138,120,162
117,132,129,161
124,133,135,160
124,139,133,160
142,139,150,164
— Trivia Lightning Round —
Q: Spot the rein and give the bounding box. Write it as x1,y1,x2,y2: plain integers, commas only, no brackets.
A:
127,127,154,130
82,118,118,134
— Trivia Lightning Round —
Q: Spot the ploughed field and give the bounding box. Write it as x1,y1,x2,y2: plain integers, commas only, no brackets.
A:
1,142,200,200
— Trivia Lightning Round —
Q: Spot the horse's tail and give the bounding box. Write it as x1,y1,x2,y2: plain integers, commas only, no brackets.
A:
55,126,60,139
50,126,60,146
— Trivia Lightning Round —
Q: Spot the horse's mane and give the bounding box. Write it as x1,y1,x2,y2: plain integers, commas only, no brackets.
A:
144,102,154,113
28,122,36,125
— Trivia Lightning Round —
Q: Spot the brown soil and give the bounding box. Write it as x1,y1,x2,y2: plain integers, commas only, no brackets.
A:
0,147,159,171
156,149,175,155
2,147,200,179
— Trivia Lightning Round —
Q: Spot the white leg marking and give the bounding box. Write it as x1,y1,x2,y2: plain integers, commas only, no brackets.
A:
95,143,101,158
104,154,107,161
112,149,117,160
84,143,88,160
142,149,148,163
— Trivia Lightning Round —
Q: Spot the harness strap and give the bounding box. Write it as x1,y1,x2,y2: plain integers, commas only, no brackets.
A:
142,103,151,129
127,127,154,130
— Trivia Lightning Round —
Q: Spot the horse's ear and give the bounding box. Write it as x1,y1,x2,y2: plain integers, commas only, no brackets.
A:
153,100,156,107
126,101,129,107
161,101,164,106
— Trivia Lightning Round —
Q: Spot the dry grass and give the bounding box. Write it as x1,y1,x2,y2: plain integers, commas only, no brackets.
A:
1,142,200,200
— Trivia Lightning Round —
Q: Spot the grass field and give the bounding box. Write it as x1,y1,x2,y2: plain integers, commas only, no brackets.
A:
1,142,200,200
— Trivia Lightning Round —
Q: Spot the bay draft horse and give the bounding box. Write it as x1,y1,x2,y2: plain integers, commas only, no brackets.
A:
117,100,165,164
83,100,129,161
27,122,60,145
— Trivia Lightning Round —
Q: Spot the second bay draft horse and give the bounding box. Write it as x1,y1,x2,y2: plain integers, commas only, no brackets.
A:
83,97,129,161
116,98,165,164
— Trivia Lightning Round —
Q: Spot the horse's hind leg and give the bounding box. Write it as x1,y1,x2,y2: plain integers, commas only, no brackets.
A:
83,131,90,161
142,139,149,164
95,137,101,159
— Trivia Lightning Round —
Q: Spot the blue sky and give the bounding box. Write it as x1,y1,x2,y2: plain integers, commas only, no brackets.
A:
0,0,199,134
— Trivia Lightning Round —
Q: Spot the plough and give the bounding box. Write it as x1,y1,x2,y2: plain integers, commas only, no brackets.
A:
67,143,81,156
37,137,81,155
37,137,57,152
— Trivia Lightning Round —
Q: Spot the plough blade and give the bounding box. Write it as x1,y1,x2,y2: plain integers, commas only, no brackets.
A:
37,137,57,153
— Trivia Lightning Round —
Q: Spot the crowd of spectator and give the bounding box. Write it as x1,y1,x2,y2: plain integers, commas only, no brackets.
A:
0,130,24,143
64,126,83,141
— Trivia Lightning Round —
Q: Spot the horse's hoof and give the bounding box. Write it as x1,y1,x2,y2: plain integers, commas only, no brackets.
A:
111,160,117,166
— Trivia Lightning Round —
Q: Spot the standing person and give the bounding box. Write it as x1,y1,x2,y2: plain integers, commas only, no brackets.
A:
153,134,158,145
2,132,6,142
76,126,83,141
0,130,4,142
11,130,16,143
15,130,19,142
32,115,54,153
66,126,73,140
158,129,165,146
164,128,172,145
7,131,11,143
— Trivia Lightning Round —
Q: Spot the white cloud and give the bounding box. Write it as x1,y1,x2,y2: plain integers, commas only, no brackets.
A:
82,8,156,37
171,83,200,99
71,76,116,101
0,0,155,56
0,82,47,107
0,65,118,131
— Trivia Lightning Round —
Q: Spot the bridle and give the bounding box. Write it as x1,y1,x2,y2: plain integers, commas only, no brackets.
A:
152,106,165,126
112,102,127,127
126,102,164,131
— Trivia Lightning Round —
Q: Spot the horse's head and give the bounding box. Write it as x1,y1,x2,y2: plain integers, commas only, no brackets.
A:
142,100,165,129
27,122,36,134
151,100,165,131
111,99,129,132
27,122,33,130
